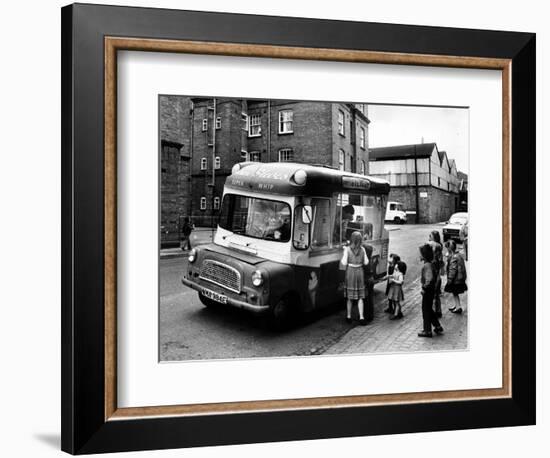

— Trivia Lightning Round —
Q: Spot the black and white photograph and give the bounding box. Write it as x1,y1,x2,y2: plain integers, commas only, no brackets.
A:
1,0,543,456
159,96,469,361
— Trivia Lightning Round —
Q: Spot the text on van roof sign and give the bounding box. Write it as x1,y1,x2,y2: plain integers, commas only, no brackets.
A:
342,176,371,191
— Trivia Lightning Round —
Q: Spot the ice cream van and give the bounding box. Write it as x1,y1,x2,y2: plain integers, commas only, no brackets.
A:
181,162,390,328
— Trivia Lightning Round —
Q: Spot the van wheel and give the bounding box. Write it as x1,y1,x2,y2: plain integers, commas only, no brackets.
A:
394,217,401,224
198,292,218,308
268,294,297,330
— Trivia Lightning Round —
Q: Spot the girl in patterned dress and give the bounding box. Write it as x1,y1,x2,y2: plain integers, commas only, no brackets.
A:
341,231,369,325
388,261,406,320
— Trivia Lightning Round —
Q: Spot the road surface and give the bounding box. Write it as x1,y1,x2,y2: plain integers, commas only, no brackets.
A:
159,224,467,361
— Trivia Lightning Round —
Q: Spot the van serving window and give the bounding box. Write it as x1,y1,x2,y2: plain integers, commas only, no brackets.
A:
310,198,331,249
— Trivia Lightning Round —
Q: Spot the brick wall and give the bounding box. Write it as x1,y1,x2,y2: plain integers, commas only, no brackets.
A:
160,142,191,246
159,96,192,246
330,104,370,173
388,186,459,224
160,96,191,152
247,100,334,165
191,174,226,227
190,98,246,223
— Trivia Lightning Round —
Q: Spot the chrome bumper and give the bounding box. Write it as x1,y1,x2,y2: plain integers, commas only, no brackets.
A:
181,277,270,314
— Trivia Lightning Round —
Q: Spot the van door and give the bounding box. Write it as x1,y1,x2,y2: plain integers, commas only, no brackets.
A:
308,197,342,309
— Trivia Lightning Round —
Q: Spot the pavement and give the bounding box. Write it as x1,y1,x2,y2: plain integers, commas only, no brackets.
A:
320,278,468,356
160,227,215,259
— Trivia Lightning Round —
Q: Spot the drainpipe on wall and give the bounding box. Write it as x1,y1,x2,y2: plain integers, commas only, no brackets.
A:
189,101,194,221
267,100,271,162
209,98,216,230
414,144,420,224
350,105,357,173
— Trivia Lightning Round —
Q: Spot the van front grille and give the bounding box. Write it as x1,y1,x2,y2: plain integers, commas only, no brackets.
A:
199,260,241,293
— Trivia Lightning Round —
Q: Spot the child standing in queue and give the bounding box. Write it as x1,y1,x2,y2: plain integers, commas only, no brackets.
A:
444,240,468,314
384,254,400,314
418,244,444,338
341,231,369,325
388,261,407,320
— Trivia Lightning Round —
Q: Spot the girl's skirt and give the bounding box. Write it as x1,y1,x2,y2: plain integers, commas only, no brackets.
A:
388,283,404,302
344,266,365,300
444,281,468,295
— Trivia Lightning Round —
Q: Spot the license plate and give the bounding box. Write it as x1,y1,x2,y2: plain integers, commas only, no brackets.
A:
202,289,227,304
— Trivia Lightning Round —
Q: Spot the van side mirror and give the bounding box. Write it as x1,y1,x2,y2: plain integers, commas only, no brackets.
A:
302,205,313,224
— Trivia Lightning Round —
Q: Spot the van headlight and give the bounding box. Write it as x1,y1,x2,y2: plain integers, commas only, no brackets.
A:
188,248,197,263
251,270,264,287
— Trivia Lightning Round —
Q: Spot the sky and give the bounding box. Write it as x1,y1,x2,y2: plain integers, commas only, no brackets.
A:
367,104,469,173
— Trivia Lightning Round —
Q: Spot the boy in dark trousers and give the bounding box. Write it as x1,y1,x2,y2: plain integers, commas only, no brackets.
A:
180,217,194,251
418,244,444,338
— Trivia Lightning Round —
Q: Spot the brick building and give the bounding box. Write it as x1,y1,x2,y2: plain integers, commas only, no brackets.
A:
368,143,463,223
159,96,192,246
161,96,371,230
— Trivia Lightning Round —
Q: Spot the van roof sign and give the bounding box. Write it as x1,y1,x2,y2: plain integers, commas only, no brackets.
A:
342,176,371,191
226,162,390,197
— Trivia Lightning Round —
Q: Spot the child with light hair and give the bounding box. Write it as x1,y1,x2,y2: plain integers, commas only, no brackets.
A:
341,231,369,325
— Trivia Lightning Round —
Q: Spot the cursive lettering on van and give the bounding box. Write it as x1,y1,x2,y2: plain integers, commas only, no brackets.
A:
342,176,371,190
255,168,290,181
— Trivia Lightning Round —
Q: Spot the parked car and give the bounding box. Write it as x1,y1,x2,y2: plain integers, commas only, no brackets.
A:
442,212,468,242
385,201,407,224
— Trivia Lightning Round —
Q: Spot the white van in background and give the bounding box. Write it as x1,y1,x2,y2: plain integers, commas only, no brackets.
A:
385,201,407,224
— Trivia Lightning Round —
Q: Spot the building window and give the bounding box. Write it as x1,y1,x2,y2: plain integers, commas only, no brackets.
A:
278,148,294,162
279,110,293,134
338,110,345,136
360,160,365,175
249,151,261,162
200,197,207,210
200,157,207,170
202,118,207,131
338,149,345,171
215,156,221,170
215,117,221,130
248,114,261,137
241,113,248,131
360,127,365,149
213,197,220,210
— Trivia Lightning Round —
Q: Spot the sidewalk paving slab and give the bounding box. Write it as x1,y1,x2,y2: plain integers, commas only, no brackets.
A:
319,278,468,355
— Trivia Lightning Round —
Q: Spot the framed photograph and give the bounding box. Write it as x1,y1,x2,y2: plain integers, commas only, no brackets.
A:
61,3,536,454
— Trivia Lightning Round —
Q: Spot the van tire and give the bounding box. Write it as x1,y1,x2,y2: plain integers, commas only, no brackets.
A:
268,294,298,330
394,217,401,224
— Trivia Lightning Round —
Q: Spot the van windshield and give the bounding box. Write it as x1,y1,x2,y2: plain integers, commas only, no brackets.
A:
220,194,292,242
